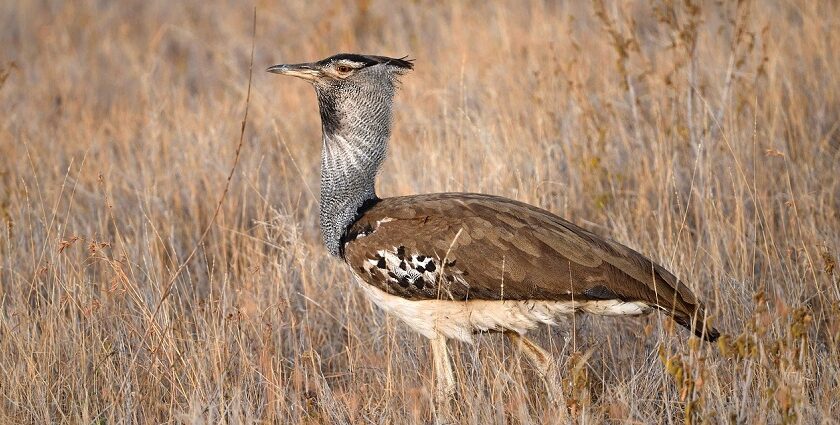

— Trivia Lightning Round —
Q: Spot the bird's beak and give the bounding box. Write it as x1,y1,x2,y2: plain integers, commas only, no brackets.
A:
266,62,321,81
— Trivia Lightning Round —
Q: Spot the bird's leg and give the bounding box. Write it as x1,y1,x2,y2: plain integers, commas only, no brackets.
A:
430,336,456,407
505,332,566,406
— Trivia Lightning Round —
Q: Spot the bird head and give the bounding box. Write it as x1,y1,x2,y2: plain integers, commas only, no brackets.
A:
267,53,413,136
267,53,413,91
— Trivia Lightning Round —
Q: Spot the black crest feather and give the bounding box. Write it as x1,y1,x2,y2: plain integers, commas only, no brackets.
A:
319,53,414,70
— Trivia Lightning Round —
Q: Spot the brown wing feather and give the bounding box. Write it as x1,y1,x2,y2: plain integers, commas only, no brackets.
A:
343,193,719,341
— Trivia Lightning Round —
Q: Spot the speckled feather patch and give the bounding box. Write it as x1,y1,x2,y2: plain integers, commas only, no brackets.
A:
364,245,438,289
356,244,470,299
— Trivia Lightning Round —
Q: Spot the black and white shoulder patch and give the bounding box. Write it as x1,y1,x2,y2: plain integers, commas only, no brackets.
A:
355,245,469,298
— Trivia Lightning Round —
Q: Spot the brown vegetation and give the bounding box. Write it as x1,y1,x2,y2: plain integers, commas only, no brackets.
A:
1,0,838,423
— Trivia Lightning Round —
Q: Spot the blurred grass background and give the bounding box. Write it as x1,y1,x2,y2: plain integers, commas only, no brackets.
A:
1,0,838,423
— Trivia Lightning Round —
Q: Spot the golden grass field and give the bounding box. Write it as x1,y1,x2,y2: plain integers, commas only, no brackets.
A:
1,0,839,423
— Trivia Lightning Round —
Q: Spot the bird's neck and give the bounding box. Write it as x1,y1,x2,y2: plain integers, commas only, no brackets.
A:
314,79,396,256
318,122,390,257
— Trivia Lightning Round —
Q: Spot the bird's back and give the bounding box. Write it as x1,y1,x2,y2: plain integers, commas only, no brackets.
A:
343,192,719,341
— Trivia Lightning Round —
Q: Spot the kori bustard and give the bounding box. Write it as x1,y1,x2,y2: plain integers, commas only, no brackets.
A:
267,53,719,405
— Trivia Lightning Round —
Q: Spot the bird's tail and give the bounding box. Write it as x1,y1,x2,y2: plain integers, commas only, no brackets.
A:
672,306,720,342
649,263,721,342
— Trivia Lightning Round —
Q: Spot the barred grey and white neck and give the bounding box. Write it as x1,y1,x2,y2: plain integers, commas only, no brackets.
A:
268,54,413,255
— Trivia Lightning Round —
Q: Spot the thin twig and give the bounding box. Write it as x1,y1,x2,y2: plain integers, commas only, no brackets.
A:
114,6,258,400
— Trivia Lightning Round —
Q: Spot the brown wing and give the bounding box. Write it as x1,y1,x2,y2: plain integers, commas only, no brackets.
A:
343,192,719,341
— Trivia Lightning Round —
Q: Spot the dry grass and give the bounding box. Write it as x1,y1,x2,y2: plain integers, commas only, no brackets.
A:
1,0,839,423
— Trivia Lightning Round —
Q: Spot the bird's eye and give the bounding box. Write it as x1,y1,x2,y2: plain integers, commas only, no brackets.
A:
336,65,353,73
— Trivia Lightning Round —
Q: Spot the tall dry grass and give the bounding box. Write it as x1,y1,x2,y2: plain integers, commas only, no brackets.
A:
1,0,838,423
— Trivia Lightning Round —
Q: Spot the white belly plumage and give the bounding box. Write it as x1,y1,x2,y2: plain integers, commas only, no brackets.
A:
354,276,651,343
